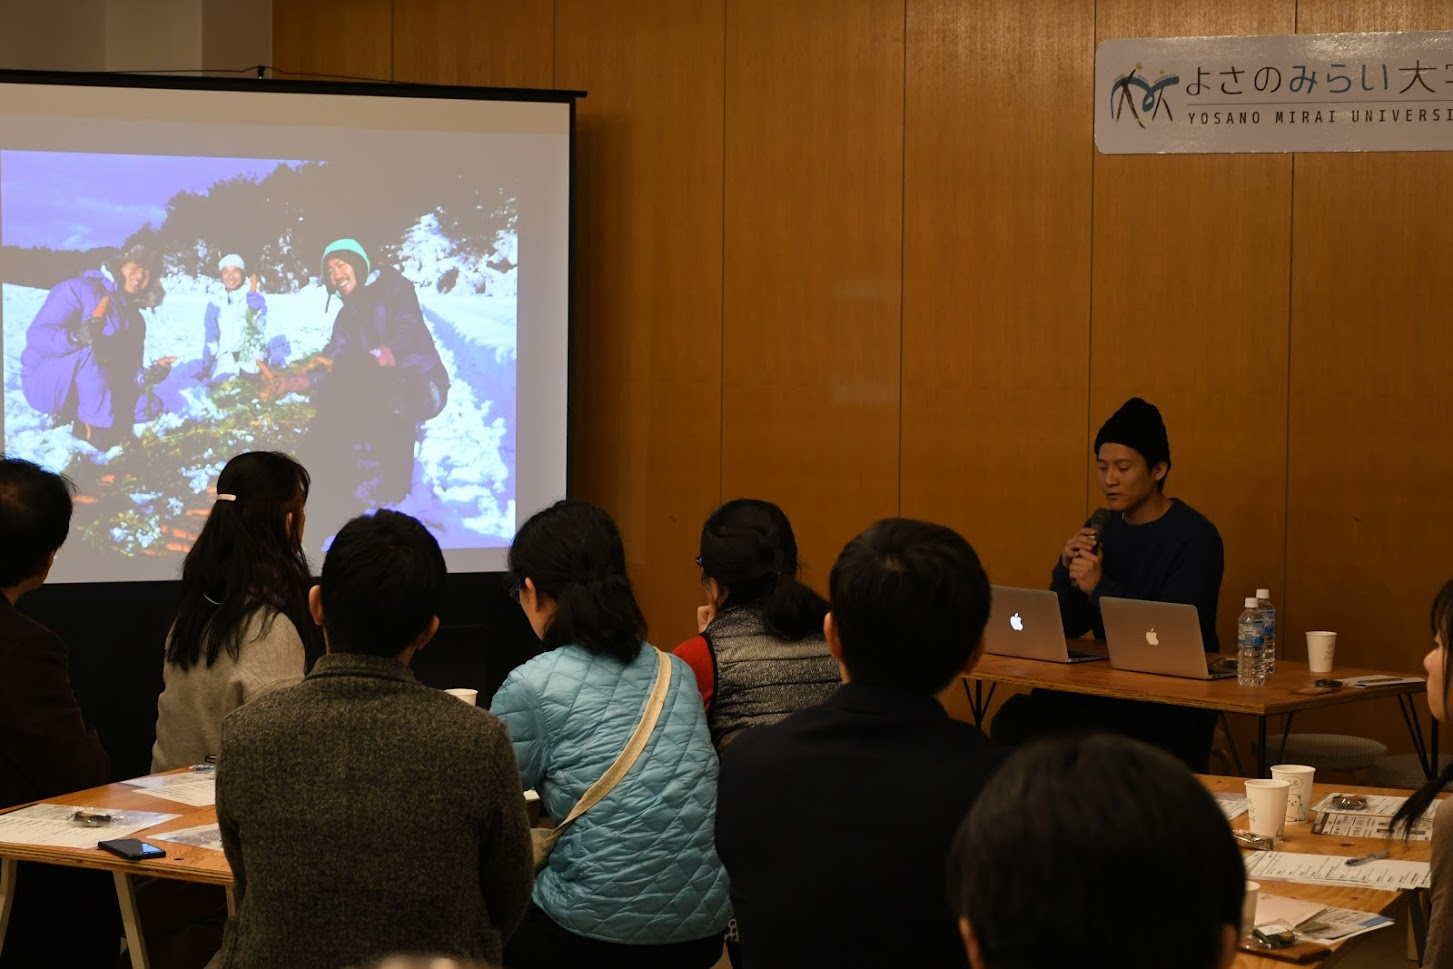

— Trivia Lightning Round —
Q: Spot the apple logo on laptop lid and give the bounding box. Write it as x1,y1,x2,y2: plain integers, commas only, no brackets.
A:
1009,613,1024,632
1145,628,1159,646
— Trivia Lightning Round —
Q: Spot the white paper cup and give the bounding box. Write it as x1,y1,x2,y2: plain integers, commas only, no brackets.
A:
1306,631,1337,673
445,688,478,706
1242,880,1260,936
1245,779,1291,839
1270,764,1316,822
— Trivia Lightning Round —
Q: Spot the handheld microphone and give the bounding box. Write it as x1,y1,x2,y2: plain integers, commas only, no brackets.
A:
1087,508,1112,551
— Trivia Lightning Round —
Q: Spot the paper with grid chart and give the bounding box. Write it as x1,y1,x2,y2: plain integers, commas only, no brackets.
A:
149,822,224,853
121,772,216,806
0,803,178,849
1243,851,1430,891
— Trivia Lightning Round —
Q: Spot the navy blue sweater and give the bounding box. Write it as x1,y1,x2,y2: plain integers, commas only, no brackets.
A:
1051,498,1224,650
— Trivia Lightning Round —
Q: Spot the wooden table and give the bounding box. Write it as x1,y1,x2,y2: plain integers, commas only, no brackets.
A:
0,776,229,969
966,655,1436,777
1201,776,1436,968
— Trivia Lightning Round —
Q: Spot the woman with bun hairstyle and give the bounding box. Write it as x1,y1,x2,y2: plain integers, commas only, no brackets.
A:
151,451,321,771
675,498,840,749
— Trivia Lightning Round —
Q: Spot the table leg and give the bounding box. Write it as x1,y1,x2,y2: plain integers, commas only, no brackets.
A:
1217,713,1245,776
1257,717,1268,778
1397,695,1437,780
226,885,237,918
1277,713,1294,766
961,678,995,729
114,871,150,969
0,858,16,961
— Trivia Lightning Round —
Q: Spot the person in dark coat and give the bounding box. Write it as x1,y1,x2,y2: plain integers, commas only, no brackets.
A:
715,517,1007,969
19,244,171,450
0,456,118,967
262,238,449,510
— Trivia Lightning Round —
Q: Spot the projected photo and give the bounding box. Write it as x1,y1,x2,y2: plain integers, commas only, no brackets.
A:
2,150,518,564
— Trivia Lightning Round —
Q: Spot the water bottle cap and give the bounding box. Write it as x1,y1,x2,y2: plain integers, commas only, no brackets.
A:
1256,588,1271,599
1245,597,1260,608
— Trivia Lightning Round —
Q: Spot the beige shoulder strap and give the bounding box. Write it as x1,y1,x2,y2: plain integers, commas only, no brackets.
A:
554,648,672,832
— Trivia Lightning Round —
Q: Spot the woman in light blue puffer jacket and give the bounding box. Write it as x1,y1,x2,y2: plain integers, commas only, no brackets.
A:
491,500,730,969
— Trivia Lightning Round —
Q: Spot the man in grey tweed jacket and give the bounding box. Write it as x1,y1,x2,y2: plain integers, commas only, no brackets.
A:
215,510,532,969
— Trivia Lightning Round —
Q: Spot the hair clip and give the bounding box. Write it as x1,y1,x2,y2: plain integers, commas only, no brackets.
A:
215,493,237,502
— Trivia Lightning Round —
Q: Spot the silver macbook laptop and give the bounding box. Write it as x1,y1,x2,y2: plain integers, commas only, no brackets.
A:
1101,597,1236,679
985,586,1107,663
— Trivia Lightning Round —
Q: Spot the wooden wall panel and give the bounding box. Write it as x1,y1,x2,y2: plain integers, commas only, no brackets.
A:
1282,0,1453,746
1092,1,1295,653
394,0,553,87
901,0,1094,591
271,0,391,81
556,1,726,650
722,0,905,593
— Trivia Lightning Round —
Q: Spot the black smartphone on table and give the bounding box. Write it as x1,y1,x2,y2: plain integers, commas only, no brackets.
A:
97,838,166,860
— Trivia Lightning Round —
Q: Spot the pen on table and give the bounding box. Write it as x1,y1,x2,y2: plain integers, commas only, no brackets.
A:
1345,850,1389,866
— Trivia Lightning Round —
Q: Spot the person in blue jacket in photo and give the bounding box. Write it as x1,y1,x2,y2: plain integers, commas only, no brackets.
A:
20,244,171,451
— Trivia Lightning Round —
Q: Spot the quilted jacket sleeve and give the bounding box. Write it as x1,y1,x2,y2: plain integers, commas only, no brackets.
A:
489,671,549,791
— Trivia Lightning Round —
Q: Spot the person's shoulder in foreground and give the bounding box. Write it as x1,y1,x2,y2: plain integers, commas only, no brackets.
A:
949,733,1244,969
717,516,1005,969
216,509,531,969
0,456,109,809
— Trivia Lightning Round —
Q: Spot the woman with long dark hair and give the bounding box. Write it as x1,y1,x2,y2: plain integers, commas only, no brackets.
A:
491,500,730,969
674,498,840,749
151,451,321,771
1392,579,1453,968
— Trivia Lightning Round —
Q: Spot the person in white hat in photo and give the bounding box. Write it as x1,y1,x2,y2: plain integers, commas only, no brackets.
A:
201,252,268,382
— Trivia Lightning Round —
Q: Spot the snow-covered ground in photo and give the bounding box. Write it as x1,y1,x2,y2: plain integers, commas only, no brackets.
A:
3,249,518,556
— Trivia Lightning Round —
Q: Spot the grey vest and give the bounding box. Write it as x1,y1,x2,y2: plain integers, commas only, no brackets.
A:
703,604,841,749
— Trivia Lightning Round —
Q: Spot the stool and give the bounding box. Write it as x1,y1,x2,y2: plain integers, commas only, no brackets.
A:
1372,753,1453,790
1263,734,1387,784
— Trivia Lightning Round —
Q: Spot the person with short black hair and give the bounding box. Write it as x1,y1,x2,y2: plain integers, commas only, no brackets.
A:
994,397,1224,769
215,510,532,969
674,498,840,749
491,499,730,969
948,733,1244,969
0,455,117,966
152,451,323,771
715,517,1006,969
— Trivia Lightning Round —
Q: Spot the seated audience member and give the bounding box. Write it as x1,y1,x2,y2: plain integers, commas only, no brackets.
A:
993,396,1224,769
491,499,731,969
0,456,117,967
215,510,532,969
948,733,1243,969
715,517,1006,969
675,498,840,749
152,451,322,771
1392,579,1453,969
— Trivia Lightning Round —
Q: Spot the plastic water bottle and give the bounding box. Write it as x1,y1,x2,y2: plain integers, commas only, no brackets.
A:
1237,597,1266,686
1256,588,1277,675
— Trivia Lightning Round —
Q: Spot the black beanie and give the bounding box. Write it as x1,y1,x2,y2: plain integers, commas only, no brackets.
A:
1093,397,1170,470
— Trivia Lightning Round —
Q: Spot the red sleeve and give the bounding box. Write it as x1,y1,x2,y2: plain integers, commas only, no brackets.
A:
673,635,715,713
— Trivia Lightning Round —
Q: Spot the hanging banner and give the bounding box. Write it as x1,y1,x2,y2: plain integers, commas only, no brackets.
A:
1096,31,1453,154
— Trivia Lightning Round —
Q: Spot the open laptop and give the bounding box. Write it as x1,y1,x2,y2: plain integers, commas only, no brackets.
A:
985,586,1107,663
1100,597,1236,679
